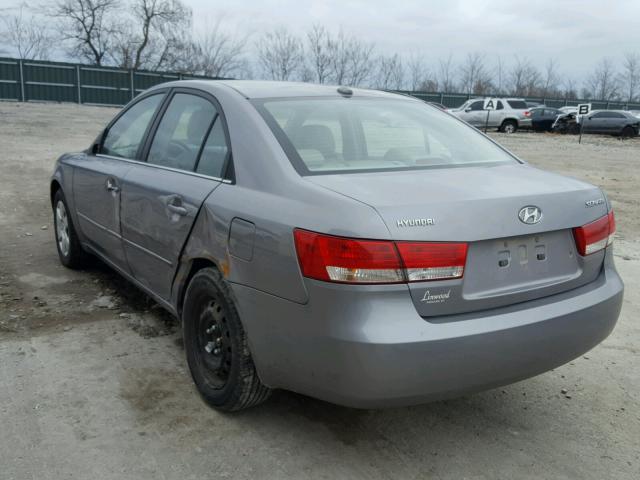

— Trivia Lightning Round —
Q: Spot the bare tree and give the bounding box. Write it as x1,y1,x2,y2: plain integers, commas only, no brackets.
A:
1,3,52,59
257,27,303,81
49,0,119,65
324,29,374,87
180,19,247,77
509,56,540,96
561,77,578,100
376,53,404,90
540,58,559,97
344,37,374,86
437,54,456,92
127,0,191,70
586,57,619,100
459,52,492,95
620,52,639,102
306,24,333,84
407,53,428,91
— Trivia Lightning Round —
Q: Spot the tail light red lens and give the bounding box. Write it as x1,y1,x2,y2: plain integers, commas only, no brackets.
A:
293,229,467,284
573,211,615,256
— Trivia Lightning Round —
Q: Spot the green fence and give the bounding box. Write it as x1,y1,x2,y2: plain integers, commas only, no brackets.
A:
0,57,217,106
2,56,640,110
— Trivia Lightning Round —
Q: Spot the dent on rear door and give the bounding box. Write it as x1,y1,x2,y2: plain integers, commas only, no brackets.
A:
119,166,221,301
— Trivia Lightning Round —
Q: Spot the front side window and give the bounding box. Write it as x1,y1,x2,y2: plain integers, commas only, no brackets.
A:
147,93,216,171
102,93,164,159
468,100,484,111
256,97,518,175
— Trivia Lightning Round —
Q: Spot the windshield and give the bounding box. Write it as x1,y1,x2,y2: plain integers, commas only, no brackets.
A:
254,97,518,175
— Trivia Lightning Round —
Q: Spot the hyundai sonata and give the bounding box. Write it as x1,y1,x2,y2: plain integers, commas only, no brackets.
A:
50,81,623,411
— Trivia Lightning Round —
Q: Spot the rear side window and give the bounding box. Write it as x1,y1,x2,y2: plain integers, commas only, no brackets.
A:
196,119,229,178
507,100,528,109
147,93,216,171
256,97,518,175
102,94,163,159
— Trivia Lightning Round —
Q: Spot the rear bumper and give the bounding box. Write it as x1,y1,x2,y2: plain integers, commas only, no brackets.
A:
232,250,623,408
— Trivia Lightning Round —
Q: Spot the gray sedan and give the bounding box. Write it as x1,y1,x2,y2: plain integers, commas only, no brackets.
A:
582,110,640,136
50,80,623,411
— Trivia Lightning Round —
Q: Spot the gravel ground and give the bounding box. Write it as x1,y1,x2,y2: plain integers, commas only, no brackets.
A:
0,101,639,480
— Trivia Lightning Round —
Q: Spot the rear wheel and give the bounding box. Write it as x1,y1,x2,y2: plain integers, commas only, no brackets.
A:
500,119,518,134
620,126,636,138
182,267,271,411
53,189,89,269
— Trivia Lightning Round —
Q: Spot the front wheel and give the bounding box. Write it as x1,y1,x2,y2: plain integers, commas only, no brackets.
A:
182,267,271,411
500,119,518,134
53,189,89,269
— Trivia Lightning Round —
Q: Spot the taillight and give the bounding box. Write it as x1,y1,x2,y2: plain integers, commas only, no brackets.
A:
293,229,467,284
524,111,531,117
573,211,615,256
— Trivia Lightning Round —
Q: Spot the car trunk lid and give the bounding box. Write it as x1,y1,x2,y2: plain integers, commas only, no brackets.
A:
307,163,608,317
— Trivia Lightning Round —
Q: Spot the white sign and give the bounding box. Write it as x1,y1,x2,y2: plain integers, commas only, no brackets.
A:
577,103,591,115
483,98,499,110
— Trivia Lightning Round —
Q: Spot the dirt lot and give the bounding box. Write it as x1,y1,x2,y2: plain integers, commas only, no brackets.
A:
1,101,639,480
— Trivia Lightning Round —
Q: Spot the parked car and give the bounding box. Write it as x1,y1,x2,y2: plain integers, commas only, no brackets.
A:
530,106,563,132
449,97,531,133
582,110,640,137
50,80,623,411
552,111,580,134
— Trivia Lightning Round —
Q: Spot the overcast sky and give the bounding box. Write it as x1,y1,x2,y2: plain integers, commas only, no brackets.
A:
1,0,639,78
187,0,640,76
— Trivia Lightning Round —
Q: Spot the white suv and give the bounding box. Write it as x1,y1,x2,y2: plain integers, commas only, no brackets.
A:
449,98,532,133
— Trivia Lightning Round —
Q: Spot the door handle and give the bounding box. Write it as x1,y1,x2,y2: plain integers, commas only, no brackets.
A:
166,196,188,216
105,178,120,193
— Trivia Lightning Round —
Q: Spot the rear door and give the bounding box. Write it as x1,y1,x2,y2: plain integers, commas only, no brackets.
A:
119,89,231,300
73,92,165,272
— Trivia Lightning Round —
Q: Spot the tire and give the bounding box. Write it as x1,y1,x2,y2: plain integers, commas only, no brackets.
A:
620,126,636,138
182,267,271,411
500,119,518,134
52,189,89,269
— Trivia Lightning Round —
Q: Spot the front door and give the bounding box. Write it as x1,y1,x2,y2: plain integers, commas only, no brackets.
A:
120,91,229,300
73,93,165,272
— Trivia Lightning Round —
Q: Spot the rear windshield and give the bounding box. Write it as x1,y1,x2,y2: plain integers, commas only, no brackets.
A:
507,100,528,109
254,97,518,175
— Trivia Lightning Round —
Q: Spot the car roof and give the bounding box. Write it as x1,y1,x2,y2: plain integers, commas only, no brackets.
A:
155,79,410,100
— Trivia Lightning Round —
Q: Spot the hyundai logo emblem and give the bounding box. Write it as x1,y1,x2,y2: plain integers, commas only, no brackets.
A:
518,206,542,224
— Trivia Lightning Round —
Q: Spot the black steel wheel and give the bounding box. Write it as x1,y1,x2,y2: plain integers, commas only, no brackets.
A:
182,267,271,411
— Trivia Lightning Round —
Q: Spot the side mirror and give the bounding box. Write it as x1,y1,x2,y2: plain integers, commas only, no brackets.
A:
464,108,472,112
90,129,106,155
